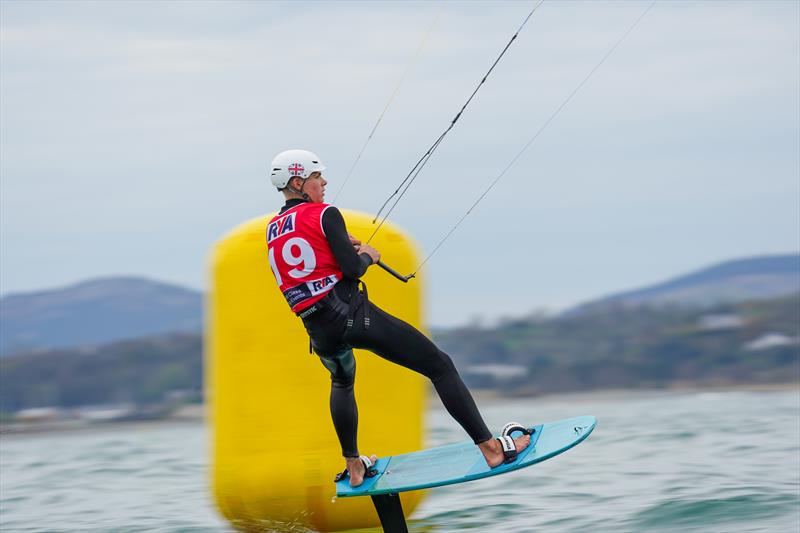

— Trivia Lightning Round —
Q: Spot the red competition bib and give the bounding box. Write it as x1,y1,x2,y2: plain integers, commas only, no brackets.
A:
266,202,343,313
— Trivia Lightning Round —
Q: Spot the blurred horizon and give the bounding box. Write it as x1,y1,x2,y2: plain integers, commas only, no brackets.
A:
1,237,796,307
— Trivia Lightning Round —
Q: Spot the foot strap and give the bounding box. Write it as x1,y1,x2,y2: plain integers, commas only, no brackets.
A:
497,435,518,464
501,421,534,439
334,455,379,482
495,421,535,465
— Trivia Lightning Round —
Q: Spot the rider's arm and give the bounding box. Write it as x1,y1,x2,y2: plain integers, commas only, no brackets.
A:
321,206,374,279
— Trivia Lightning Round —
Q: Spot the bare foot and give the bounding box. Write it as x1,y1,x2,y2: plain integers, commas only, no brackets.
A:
478,434,531,468
345,454,378,487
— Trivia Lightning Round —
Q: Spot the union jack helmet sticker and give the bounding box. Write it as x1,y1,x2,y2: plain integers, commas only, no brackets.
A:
288,163,305,176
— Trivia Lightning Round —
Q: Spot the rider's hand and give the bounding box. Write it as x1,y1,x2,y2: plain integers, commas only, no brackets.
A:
348,234,362,248
358,244,381,265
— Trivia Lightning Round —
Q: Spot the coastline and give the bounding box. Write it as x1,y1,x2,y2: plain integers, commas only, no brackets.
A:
467,380,800,406
2,382,797,437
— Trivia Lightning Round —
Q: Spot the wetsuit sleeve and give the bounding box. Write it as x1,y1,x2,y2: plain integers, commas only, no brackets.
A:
321,206,373,279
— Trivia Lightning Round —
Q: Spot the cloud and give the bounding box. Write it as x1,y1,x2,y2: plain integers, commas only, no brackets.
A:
1,0,798,326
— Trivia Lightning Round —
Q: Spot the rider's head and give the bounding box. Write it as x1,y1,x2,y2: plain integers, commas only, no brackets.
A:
270,149,327,203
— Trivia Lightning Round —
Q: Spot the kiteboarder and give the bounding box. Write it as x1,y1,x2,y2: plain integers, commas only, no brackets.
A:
266,149,530,486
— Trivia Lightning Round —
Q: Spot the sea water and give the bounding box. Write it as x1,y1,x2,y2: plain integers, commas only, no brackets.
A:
1,389,798,532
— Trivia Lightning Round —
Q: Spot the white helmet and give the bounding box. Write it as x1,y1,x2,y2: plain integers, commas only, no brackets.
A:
270,149,326,189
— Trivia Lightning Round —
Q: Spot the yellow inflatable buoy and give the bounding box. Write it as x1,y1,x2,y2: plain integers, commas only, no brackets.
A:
207,210,427,531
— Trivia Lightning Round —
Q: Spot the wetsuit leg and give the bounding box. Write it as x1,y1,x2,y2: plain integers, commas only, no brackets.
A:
317,348,359,458
303,306,360,458
345,300,493,445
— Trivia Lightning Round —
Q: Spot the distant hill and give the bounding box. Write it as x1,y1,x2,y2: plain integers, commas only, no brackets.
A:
437,293,800,395
3,293,797,412
0,277,203,356
0,332,202,411
1,253,797,356
567,254,800,315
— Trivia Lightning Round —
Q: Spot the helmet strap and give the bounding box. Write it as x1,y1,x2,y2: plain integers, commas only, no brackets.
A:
298,178,311,202
284,176,309,201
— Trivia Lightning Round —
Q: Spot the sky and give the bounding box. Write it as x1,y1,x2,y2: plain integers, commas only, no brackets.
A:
1,0,798,327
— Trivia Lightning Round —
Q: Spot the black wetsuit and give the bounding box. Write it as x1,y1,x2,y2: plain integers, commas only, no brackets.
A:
278,199,493,458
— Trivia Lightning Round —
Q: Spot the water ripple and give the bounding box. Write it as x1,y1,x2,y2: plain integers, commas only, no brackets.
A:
631,493,799,529
2,389,799,532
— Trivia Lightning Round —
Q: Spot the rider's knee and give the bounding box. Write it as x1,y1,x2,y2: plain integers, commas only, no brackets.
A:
319,348,356,386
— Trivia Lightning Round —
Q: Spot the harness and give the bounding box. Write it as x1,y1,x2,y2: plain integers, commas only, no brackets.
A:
346,281,370,331
297,280,371,353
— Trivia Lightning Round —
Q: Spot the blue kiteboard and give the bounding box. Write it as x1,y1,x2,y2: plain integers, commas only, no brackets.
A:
336,415,596,498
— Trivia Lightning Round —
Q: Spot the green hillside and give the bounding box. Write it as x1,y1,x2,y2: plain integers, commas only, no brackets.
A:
0,334,202,412
1,295,797,413
439,293,800,393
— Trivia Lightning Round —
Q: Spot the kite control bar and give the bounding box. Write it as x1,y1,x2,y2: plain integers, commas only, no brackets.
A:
377,261,415,283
